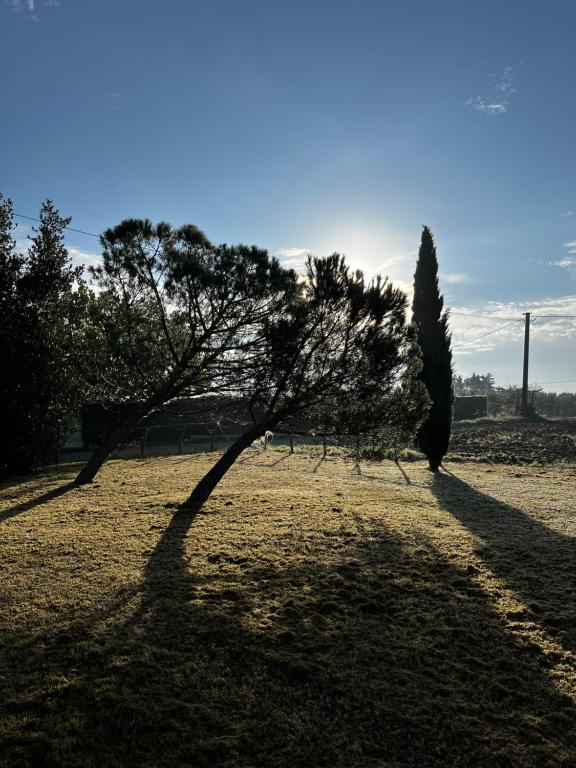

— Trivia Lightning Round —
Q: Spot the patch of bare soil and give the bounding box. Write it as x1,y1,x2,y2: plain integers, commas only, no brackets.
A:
449,419,576,464
1,452,575,767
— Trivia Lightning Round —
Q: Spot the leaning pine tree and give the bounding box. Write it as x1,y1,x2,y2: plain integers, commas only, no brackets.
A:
411,226,453,471
182,253,413,510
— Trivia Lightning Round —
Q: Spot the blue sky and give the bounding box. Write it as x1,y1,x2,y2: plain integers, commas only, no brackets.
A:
2,0,575,391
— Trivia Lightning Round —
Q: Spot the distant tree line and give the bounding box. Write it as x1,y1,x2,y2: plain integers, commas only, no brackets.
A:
454,372,576,418
1,194,457,500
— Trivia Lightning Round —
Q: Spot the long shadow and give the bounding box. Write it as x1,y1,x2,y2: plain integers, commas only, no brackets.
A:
262,451,290,467
237,450,261,465
0,464,79,499
311,455,326,473
354,460,413,487
0,481,76,523
351,471,406,487
12,502,576,766
432,469,576,652
105,503,576,765
4,481,576,766
394,460,412,485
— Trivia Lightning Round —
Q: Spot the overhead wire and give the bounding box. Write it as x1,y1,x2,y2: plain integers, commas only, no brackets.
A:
452,319,524,348
10,211,576,329
450,311,522,321
532,378,576,385
14,212,100,239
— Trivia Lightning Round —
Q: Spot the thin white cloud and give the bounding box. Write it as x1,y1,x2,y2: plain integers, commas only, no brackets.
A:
560,211,574,218
389,278,413,306
6,0,58,15
443,273,473,285
276,247,309,259
374,251,415,272
553,258,576,269
280,257,307,267
496,66,517,96
67,246,102,270
449,295,576,353
275,247,310,271
549,241,576,280
466,98,507,114
551,256,576,280
467,65,519,116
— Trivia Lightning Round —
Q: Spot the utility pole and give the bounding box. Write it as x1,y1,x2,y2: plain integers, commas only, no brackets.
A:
521,312,531,416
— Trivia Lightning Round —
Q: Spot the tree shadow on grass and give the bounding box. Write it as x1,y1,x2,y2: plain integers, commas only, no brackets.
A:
394,460,412,485
0,464,78,500
3,498,576,767
0,481,76,524
431,469,576,654
266,452,292,467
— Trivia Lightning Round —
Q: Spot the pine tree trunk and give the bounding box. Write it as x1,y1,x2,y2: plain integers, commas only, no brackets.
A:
74,408,146,485
74,363,193,485
182,422,270,510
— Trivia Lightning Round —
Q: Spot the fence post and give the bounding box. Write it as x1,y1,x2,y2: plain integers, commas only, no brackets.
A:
210,436,215,452
322,435,327,458
289,435,294,454
141,428,148,459
178,425,185,455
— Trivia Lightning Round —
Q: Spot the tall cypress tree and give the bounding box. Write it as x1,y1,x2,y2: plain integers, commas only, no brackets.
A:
411,226,453,471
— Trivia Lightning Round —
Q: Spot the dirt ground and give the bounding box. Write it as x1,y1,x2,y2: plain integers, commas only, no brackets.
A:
1,450,576,767
449,418,576,464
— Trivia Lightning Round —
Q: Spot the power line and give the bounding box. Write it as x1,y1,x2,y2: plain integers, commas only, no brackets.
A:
8,211,576,327
452,311,576,321
14,213,100,239
534,378,576,385
452,319,523,349
450,311,522,321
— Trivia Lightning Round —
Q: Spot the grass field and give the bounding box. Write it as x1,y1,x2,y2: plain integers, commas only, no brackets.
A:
1,449,576,767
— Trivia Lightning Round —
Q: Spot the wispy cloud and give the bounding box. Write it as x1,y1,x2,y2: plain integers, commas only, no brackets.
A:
67,246,102,270
552,259,576,280
443,273,473,285
6,0,29,13
374,252,415,273
390,278,413,304
466,98,507,115
275,247,310,271
6,0,58,17
450,295,576,354
549,241,576,280
560,210,574,218
276,247,308,259
466,65,519,115
553,258,576,269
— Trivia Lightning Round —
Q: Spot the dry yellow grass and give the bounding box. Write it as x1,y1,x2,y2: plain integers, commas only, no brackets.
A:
1,449,576,767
